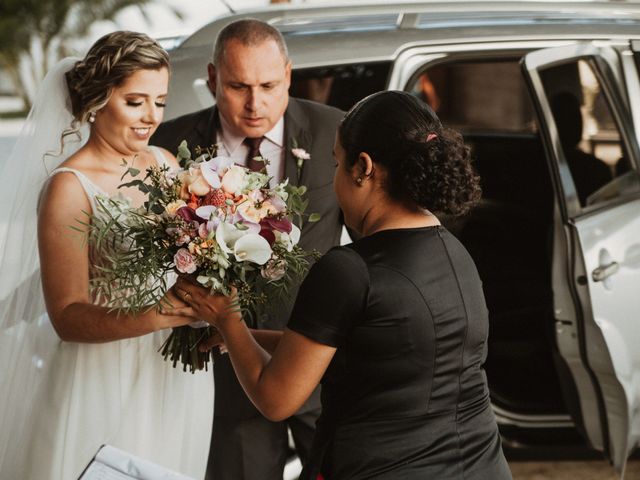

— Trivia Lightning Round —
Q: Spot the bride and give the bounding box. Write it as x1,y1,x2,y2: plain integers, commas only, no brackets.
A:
0,31,213,479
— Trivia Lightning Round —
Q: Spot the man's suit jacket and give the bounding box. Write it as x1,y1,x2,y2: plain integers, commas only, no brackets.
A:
151,97,344,418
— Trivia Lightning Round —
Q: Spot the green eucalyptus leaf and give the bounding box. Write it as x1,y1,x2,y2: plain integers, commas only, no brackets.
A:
119,179,145,189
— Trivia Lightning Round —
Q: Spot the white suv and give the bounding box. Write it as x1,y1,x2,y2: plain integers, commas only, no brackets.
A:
163,1,640,472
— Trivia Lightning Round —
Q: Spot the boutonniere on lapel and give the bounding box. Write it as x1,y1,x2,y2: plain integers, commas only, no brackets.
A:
291,138,311,181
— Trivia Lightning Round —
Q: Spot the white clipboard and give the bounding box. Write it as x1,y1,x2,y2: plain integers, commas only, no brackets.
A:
78,444,196,480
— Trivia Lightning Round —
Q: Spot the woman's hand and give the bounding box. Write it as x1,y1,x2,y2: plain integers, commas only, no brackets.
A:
164,275,242,329
151,288,202,330
197,329,227,353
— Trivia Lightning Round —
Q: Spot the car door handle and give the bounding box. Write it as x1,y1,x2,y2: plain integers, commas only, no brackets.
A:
592,261,619,282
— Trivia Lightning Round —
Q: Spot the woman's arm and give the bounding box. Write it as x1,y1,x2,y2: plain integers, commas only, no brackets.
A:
198,329,283,354
223,322,335,421
169,276,336,421
38,172,194,343
249,329,283,353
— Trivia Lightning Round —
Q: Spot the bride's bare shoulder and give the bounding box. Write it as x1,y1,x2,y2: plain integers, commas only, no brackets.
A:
41,167,89,201
40,148,93,210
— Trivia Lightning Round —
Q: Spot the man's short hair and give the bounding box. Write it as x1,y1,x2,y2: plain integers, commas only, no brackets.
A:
212,19,289,66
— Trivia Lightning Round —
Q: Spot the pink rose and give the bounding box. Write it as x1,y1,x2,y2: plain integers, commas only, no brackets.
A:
174,248,197,274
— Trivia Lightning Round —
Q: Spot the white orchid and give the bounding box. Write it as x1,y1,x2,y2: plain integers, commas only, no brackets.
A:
268,194,287,213
200,156,234,189
195,205,222,235
195,205,217,221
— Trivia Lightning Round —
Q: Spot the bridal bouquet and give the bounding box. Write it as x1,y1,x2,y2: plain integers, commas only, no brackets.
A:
85,141,317,373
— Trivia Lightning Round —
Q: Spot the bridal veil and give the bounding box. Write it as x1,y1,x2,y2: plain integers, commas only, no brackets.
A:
0,57,87,472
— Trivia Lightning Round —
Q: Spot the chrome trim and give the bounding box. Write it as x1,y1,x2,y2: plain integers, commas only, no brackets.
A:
493,404,574,428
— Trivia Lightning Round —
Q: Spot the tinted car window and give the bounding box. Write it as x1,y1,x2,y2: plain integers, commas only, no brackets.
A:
290,62,391,111
407,60,536,133
540,59,637,209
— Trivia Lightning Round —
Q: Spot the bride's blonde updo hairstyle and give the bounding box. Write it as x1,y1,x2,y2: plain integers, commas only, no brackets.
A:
65,30,170,125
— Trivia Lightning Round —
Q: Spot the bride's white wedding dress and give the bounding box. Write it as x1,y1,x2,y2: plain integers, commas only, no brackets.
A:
20,146,214,480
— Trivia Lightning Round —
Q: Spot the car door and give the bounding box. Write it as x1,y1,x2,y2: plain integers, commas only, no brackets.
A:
522,42,640,473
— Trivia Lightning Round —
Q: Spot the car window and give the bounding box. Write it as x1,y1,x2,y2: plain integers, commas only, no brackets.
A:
539,59,637,209
290,62,391,111
404,57,550,219
407,60,536,133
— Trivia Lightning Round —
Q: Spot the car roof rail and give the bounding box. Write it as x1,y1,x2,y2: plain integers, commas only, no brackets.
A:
178,1,640,50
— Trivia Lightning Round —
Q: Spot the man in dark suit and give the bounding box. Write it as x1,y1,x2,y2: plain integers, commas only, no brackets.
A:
151,19,344,480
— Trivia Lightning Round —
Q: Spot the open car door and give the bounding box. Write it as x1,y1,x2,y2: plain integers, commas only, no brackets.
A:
522,43,640,474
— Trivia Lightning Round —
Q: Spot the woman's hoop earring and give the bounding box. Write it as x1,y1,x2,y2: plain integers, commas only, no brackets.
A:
88,111,96,124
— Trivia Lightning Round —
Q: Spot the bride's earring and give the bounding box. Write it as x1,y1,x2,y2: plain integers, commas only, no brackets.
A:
356,177,363,185
88,111,96,124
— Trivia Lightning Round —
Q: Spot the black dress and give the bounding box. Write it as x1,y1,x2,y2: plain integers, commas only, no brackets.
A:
288,226,512,479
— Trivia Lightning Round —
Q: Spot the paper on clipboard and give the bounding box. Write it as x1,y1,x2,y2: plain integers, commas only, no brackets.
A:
78,445,195,480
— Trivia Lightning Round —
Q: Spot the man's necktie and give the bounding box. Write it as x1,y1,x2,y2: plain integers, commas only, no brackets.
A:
243,137,266,173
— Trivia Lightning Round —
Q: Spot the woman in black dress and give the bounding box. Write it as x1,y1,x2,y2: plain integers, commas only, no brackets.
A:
172,90,513,479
